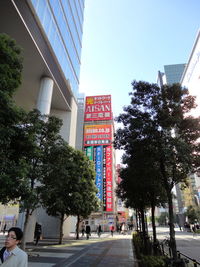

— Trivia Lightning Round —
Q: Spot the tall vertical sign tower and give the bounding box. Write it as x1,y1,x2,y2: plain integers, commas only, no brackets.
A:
84,95,115,221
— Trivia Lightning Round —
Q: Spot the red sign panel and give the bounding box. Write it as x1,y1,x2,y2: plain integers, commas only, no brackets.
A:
84,95,112,121
84,125,112,146
105,146,113,212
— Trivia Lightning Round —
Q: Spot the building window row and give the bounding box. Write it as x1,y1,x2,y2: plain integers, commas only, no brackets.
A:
30,0,80,97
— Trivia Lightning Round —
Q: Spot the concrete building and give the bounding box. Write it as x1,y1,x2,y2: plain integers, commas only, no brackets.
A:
0,0,85,239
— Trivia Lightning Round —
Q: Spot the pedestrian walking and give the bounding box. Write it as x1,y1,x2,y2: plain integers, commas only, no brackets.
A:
0,227,28,266
2,225,6,235
192,224,197,236
110,225,114,236
81,224,85,237
121,223,125,234
34,222,42,245
85,224,91,240
97,224,102,237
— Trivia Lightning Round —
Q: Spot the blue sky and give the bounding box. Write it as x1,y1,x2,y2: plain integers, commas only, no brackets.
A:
79,0,200,118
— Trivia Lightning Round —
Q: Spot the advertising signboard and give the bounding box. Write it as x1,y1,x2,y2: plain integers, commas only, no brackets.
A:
84,95,112,121
84,124,112,146
105,146,113,212
103,146,107,210
85,146,93,160
95,146,103,200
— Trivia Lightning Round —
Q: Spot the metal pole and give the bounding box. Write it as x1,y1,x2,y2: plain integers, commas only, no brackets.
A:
193,260,197,267
177,251,180,259
102,212,104,232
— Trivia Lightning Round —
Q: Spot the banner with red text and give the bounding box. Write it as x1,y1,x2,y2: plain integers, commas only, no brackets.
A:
84,95,112,121
84,124,112,146
105,146,113,212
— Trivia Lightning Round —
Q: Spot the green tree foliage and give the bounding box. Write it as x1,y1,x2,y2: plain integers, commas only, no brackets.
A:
40,143,99,244
114,80,200,259
117,146,167,247
19,110,63,249
0,33,23,96
0,33,28,203
185,205,200,224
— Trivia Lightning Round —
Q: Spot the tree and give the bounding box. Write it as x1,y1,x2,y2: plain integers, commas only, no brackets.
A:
40,142,99,244
18,110,63,249
72,150,99,240
115,81,200,259
185,206,200,224
116,146,167,251
0,33,28,204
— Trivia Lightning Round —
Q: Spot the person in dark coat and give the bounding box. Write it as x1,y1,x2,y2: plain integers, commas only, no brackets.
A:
97,224,102,237
81,224,85,237
85,224,91,240
34,222,42,245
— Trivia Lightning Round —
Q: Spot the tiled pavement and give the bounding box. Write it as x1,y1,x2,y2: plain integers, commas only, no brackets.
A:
25,233,137,267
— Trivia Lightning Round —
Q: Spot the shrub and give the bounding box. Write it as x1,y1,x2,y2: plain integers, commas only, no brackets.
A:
140,255,167,267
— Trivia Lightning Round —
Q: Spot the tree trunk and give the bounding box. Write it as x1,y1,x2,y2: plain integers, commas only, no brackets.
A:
151,201,159,255
138,211,142,232
145,212,148,236
167,189,177,260
20,209,30,250
160,158,177,260
76,215,80,240
151,201,157,244
140,209,148,254
135,210,139,231
140,209,146,236
59,213,64,244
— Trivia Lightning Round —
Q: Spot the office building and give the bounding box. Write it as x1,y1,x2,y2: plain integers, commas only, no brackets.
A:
157,64,186,86
0,0,85,239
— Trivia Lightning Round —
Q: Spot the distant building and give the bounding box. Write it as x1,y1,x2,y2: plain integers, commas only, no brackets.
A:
157,64,186,86
164,64,186,85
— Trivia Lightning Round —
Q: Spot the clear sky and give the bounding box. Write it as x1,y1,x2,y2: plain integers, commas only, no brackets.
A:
79,0,200,118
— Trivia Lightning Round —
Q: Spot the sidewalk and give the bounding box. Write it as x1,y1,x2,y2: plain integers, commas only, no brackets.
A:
26,232,137,267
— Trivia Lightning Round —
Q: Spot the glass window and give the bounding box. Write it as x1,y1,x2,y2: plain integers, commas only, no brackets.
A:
29,0,80,97
61,0,81,55
36,0,46,24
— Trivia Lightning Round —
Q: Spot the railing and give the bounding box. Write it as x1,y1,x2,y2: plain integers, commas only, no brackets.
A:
177,251,200,267
159,238,200,267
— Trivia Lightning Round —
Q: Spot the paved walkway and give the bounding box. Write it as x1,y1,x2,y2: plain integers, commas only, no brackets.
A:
0,232,137,266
